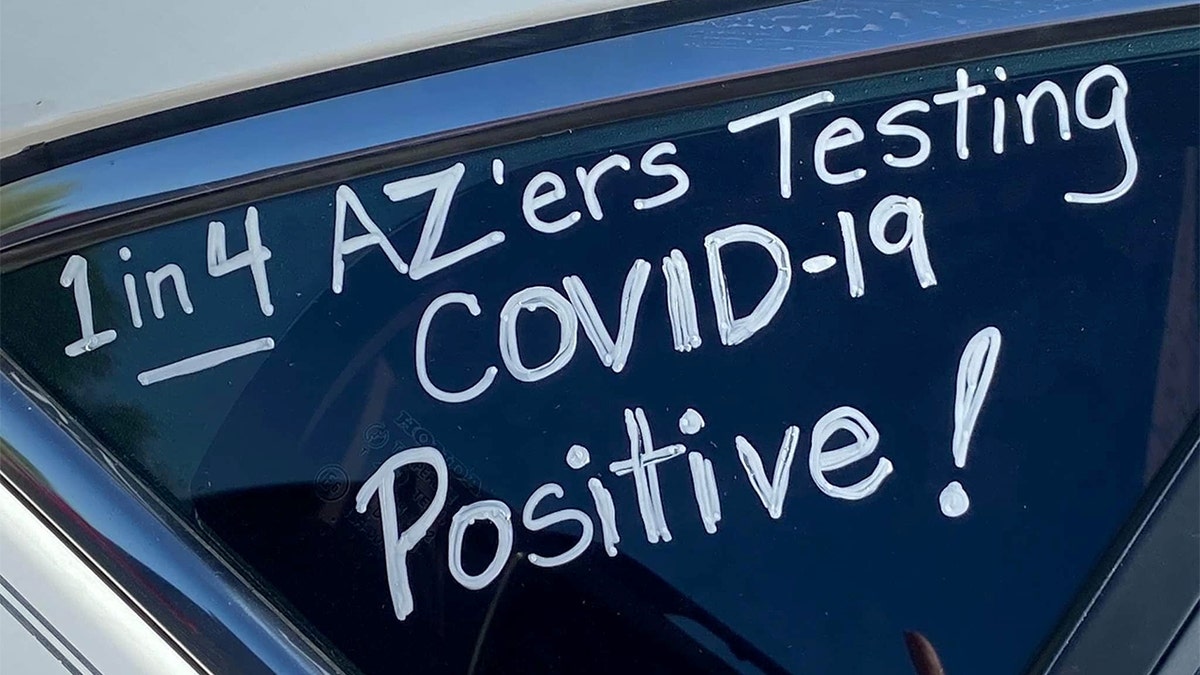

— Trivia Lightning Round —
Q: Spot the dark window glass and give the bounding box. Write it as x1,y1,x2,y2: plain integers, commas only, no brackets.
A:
2,29,1197,675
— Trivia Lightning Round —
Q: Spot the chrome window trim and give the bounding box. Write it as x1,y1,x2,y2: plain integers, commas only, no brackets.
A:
0,355,345,674
0,2,1196,672
0,478,201,674
1154,605,1199,675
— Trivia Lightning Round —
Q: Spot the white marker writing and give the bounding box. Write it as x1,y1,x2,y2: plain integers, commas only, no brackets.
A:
119,247,143,328
60,255,117,356
837,212,865,298
992,101,1006,154
705,224,793,346
952,326,1002,469
330,185,409,294
814,116,867,185
448,500,513,590
522,171,581,233
809,406,893,500
1065,64,1137,204
993,67,1009,156
687,452,721,534
416,292,498,403
735,425,800,519
1017,81,1072,145
576,154,631,221
385,162,505,280
801,255,837,275
137,337,275,386
586,477,620,557
868,195,937,289
877,100,932,168
939,481,970,518
662,249,702,352
144,263,194,319
499,286,578,382
634,142,690,210
207,206,274,316
727,91,836,199
932,68,987,160
564,259,651,373
678,408,705,435
609,408,686,544
566,444,591,470
523,483,594,567
941,326,1002,518
357,447,447,621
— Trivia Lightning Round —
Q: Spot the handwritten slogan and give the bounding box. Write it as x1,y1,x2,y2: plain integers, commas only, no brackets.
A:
54,63,1138,622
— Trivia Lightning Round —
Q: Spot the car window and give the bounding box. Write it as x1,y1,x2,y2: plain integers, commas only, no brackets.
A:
2,28,1197,675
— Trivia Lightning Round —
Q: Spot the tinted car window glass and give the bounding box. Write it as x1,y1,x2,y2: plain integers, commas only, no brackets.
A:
2,29,1197,675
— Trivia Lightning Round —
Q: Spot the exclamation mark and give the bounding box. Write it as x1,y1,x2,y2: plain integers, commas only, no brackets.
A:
940,326,1002,518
